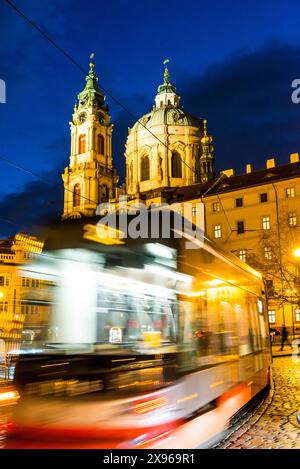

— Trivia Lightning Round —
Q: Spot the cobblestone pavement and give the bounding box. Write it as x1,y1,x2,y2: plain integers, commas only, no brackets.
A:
217,357,300,449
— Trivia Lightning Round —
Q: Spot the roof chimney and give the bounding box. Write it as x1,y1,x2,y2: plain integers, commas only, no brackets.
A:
266,158,276,169
221,169,235,177
246,164,252,174
290,153,300,163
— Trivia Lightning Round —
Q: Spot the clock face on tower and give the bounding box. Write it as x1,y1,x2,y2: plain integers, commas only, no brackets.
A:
78,112,87,124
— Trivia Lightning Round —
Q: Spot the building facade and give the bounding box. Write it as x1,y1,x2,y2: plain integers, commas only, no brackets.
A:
0,233,44,374
157,155,300,335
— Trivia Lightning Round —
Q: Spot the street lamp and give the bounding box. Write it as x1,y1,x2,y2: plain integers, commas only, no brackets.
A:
0,292,4,299
294,248,300,258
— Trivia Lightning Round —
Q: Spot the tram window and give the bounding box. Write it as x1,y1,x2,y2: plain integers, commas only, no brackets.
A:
179,281,240,369
95,289,177,346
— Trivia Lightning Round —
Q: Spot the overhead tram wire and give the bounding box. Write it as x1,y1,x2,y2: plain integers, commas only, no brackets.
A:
4,0,197,177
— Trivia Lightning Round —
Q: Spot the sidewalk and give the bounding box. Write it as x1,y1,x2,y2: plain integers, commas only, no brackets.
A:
271,344,299,357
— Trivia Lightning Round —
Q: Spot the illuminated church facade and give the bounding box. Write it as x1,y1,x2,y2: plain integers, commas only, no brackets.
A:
62,57,215,217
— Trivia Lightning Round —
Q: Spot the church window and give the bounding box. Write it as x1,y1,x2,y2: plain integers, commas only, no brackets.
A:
78,134,86,154
97,134,105,154
101,184,109,202
171,152,182,178
141,155,150,181
73,184,81,207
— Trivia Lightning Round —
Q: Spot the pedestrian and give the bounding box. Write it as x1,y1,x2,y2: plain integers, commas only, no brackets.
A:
280,324,289,351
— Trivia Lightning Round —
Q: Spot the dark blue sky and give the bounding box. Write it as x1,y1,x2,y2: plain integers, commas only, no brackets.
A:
1,0,300,235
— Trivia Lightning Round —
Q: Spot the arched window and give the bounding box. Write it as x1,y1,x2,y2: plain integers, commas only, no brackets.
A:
73,183,81,207
101,184,109,202
97,134,104,154
171,152,182,178
78,134,86,154
141,155,150,181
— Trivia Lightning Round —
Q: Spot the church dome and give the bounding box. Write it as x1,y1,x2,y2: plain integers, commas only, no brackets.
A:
131,107,201,132
125,60,214,196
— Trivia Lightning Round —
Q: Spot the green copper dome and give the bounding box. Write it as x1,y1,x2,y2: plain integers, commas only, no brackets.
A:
131,108,201,132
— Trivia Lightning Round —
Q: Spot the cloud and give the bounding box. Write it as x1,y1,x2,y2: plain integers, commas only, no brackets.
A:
0,162,63,237
180,42,300,172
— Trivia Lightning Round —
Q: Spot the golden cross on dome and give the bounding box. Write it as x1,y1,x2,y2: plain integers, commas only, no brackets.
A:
89,53,95,71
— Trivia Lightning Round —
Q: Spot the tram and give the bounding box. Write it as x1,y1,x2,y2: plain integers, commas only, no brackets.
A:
3,210,272,448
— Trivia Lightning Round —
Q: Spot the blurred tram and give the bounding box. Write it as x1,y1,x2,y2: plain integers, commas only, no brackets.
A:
4,211,272,448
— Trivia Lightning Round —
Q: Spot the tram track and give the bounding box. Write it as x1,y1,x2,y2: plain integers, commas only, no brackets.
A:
213,381,275,449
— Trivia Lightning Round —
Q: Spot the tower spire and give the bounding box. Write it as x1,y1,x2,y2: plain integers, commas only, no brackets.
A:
155,58,179,108
89,52,95,73
77,53,106,110
200,120,215,183
163,58,170,83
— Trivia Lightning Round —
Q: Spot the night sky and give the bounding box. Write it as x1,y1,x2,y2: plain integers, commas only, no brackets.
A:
1,0,300,236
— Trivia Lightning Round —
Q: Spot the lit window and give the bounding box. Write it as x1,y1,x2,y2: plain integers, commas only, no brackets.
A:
264,246,272,260
260,193,268,203
237,221,245,234
268,310,276,324
286,187,295,198
214,224,222,239
296,309,300,322
78,134,86,154
192,206,198,216
73,184,81,207
288,212,297,227
239,250,247,262
212,202,220,212
235,198,243,207
0,301,8,313
262,216,270,230
0,276,9,287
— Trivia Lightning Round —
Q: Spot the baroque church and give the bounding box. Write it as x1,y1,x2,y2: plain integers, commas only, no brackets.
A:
62,56,215,217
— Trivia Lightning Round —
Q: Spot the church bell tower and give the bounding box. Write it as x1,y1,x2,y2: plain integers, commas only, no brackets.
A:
62,54,118,219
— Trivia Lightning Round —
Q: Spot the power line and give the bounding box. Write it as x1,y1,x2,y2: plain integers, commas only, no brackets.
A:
4,0,199,176
0,154,99,207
